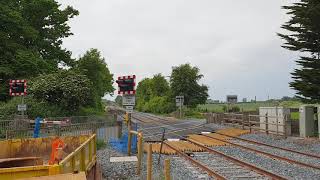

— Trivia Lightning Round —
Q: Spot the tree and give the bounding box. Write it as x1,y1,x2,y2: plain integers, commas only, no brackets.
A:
170,64,209,107
29,71,92,112
136,74,174,113
0,0,78,101
75,49,114,108
278,0,320,102
150,74,170,97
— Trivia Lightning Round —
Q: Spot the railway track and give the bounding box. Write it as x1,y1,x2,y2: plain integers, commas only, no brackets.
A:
129,112,320,179
164,140,285,180
200,133,320,170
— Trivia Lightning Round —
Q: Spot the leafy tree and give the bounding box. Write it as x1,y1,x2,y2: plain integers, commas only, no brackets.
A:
136,74,173,113
75,49,114,108
0,0,78,101
150,74,170,97
136,78,152,105
143,96,175,114
29,71,92,112
170,64,209,107
0,97,68,120
278,0,320,102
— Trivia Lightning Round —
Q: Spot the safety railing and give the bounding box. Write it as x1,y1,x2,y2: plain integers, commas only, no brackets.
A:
59,134,97,174
0,134,97,179
2,117,116,139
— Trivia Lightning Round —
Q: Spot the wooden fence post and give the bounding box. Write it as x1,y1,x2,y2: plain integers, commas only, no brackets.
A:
127,114,132,156
164,159,171,180
137,132,143,175
147,144,152,180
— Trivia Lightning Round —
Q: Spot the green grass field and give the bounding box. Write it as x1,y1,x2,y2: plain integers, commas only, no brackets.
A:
198,101,303,113
198,100,305,120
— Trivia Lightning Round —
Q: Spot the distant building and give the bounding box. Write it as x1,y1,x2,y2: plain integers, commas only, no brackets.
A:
226,95,238,103
242,98,247,103
213,100,220,103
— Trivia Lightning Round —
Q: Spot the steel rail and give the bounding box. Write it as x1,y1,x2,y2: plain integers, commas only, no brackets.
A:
134,113,172,122
132,114,173,125
163,141,226,180
130,115,207,138
202,134,320,171
130,113,287,179
214,132,320,159
131,115,168,124
186,139,287,180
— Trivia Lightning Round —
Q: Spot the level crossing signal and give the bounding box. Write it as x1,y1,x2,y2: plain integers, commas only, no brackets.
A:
9,80,27,96
116,75,136,95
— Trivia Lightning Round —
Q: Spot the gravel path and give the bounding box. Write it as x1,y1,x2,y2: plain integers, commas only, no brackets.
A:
97,145,213,180
97,145,139,179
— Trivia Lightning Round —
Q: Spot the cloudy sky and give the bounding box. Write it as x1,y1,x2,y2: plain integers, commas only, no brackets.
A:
58,0,298,101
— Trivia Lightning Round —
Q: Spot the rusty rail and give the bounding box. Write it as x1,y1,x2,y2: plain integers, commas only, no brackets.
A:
202,134,320,171
186,139,287,180
163,142,226,180
213,132,320,159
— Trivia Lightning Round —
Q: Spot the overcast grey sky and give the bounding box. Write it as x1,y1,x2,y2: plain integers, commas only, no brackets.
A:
58,0,298,101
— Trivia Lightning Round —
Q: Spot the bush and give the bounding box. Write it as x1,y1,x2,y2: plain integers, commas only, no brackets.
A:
96,139,106,150
0,96,68,120
143,96,175,114
183,108,204,119
78,106,105,116
29,71,93,112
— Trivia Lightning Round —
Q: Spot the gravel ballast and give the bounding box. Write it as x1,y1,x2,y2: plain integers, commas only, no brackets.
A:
213,146,320,179
240,133,320,155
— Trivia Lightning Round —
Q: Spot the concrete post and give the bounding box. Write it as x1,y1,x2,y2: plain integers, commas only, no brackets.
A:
147,144,152,180
164,159,171,180
265,113,269,135
249,115,252,133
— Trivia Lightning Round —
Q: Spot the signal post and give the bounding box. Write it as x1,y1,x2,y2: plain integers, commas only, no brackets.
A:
116,75,136,156
9,80,28,118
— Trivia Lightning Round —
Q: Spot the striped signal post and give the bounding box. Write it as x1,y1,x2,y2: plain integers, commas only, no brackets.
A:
9,79,27,117
116,75,136,156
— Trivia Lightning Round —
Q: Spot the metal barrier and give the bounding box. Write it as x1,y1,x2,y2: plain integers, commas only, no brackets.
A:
0,134,96,179
59,134,97,174
205,113,290,136
2,115,116,140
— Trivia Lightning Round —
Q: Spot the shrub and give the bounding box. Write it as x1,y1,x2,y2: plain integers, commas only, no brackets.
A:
96,139,106,150
29,71,93,112
143,96,175,114
78,106,105,116
183,108,204,119
0,96,68,120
